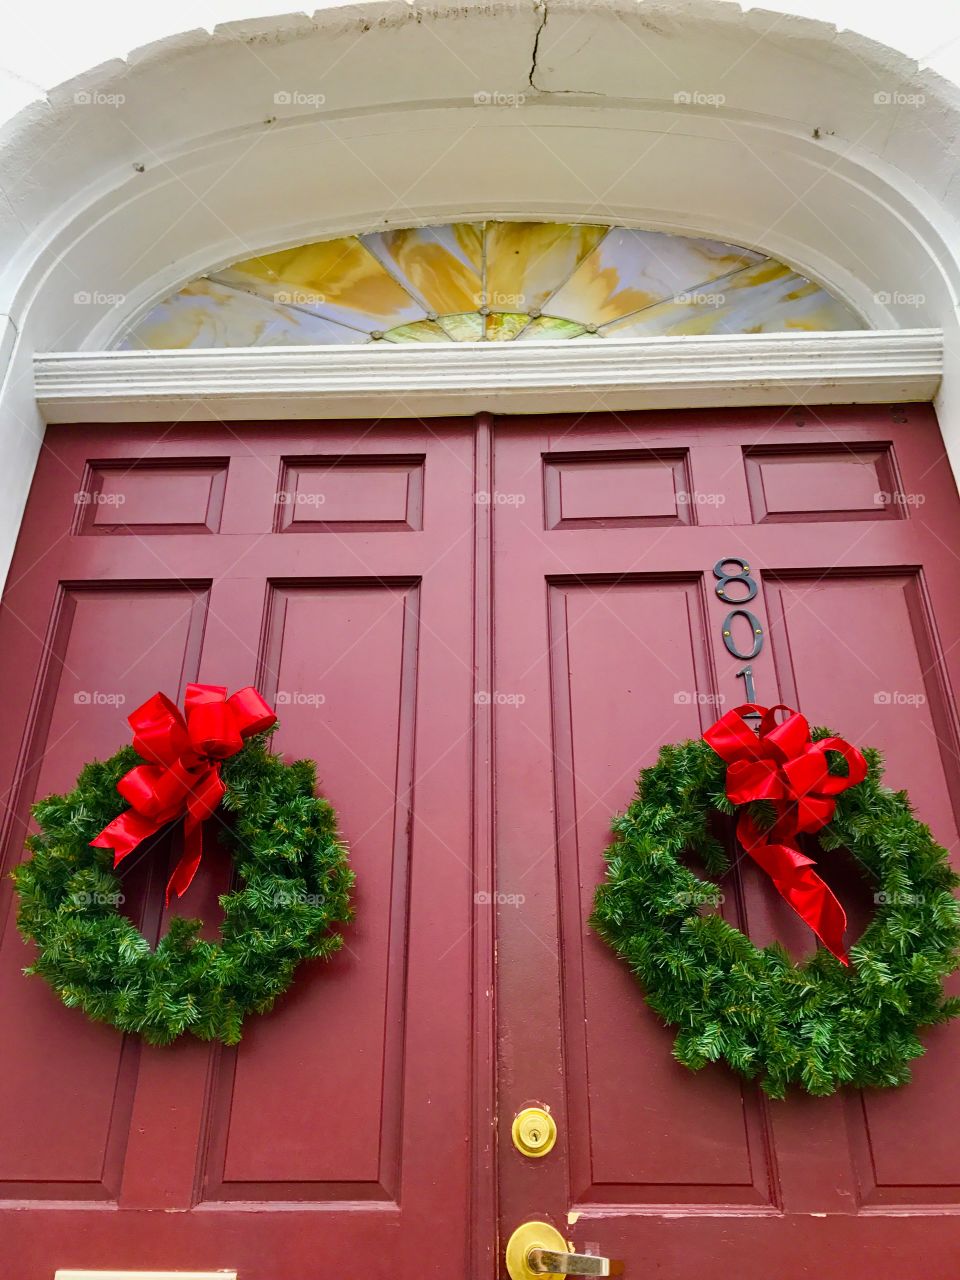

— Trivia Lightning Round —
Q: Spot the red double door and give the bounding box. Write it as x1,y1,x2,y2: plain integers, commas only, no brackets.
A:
2,407,960,1279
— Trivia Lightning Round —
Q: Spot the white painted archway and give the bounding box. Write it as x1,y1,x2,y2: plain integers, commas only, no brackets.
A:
1,0,959,583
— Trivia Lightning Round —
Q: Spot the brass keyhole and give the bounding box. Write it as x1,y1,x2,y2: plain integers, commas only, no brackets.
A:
512,1106,558,1158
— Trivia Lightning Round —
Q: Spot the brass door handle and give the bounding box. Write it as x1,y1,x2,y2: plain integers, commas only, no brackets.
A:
506,1221,624,1279
528,1246,624,1275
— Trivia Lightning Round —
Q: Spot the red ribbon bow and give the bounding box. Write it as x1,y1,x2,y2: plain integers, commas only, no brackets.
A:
91,683,277,904
703,703,867,965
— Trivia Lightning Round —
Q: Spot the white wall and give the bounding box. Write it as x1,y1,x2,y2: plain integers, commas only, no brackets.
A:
2,0,960,121
0,0,959,586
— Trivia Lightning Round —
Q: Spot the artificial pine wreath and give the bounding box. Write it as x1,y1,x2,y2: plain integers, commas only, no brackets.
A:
591,711,960,1098
13,691,353,1045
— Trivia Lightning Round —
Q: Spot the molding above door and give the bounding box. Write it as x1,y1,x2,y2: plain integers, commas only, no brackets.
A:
34,330,941,424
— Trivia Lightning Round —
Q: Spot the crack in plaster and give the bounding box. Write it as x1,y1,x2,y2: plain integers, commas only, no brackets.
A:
529,0,547,90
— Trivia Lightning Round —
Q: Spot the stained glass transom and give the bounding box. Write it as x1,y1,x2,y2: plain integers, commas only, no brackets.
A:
118,222,864,349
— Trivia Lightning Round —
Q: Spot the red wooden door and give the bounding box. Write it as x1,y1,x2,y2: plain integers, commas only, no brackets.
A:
4,405,960,1279
492,405,960,1276
0,422,480,1278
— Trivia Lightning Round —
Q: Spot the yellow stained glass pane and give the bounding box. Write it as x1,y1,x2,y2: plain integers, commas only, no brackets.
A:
213,236,425,331
437,312,485,341
363,224,483,315
485,313,531,341
483,222,608,314
600,259,864,338
117,278,369,349
545,229,764,327
382,320,453,343
515,316,586,340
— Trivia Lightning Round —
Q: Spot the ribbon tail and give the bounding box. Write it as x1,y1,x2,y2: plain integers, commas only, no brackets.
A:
737,814,849,965
771,860,850,966
164,764,225,905
91,809,163,865
165,813,204,906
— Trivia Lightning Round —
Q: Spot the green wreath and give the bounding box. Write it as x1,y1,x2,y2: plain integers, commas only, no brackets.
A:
12,736,353,1045
591,729,960,1097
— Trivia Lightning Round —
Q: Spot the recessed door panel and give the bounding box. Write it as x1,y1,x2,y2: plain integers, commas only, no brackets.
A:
548,577,773,1205
0,583,208,1199
766,570,960,1204
202,580,418,1201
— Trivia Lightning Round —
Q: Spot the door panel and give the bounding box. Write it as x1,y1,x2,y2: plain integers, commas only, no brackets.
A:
493,406,960,1275
0,423,477,1279
547,577,773,1207
206,580,418,1201
0,582,206,1201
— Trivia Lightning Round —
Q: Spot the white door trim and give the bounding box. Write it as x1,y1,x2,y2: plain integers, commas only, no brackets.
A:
34,330,942,423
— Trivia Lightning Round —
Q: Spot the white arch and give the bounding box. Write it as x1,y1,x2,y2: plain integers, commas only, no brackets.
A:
1,0,959,579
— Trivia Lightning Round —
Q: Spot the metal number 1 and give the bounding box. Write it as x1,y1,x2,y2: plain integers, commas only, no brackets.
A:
737,665,757,703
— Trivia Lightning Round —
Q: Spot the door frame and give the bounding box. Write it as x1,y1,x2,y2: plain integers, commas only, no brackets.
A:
34,330,942,424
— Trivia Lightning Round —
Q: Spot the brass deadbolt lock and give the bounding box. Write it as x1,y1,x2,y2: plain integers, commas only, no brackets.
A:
512,1105,558,1158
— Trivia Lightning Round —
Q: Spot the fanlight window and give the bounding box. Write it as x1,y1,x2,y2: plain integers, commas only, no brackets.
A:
119,222,864,349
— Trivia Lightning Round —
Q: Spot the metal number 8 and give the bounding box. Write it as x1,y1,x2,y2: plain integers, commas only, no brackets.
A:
712,557,757,604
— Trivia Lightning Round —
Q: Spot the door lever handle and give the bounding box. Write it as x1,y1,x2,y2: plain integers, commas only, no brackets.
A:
506,1221,624,1279
528,1246,624,1275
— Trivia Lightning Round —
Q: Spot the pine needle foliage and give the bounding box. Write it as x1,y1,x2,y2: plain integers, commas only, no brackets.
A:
12,735,354,1045
591,732,960,1097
